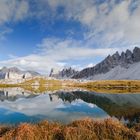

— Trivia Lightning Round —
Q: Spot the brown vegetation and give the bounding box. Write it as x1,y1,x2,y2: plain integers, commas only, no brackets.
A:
0,118,139,140
132,123,140,132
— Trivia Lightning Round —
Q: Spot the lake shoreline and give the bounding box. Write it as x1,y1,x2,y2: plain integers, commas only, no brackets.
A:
0,78,140,93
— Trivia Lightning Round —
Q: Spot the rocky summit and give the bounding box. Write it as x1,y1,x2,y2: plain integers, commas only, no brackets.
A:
49,67,79,79
0,67,40,80
72,47,140,80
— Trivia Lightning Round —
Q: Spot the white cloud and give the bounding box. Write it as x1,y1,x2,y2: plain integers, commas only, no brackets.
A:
80,7,97,26
37,37,115,60
0,37,134,74
0,0,29,25
47,0,96,24
0,27,13,40
44,0,140,47
0,0,140,74
0,0,139,47
124,4,140,42
0,0,14,25
0,0,139,46
0,0,29,40
14,1,29,21
87,0,140,47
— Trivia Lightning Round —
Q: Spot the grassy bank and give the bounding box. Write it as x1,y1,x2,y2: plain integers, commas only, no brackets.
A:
75,80,140,88
0,78,140,93
18,79,140,94
74,80,140,93
0,118,140,140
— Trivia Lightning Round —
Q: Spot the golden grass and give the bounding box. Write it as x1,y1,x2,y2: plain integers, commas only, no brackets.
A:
0,84,19,88
19,78,63,93
0,78,140,93
74,80,140,93
80,80,140,88
19,78,78,93
0,118,139,140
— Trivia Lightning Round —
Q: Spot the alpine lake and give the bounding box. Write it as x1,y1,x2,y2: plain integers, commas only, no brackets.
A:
0,86,140,127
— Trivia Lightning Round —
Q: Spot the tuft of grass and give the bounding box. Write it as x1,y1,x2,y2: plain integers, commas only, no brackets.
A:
0,118,139,140
132,123,140,132
0,125,11,138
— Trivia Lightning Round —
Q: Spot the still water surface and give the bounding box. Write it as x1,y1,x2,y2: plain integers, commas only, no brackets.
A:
0,88,140,125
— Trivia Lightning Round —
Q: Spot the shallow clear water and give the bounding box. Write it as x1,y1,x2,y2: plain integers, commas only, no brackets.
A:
0,88,140,125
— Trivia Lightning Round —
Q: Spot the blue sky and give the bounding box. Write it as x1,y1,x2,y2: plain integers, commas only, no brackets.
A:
0,0,140,74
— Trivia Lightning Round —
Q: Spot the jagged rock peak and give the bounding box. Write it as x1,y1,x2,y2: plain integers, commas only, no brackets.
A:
133,47,140,62
60,67,78,78
72,46,140,79
112,51,120,58
49,67,79,79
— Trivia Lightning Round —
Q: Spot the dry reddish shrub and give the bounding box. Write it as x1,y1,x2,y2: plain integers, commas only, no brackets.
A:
132,123,140,132
3,123,37,140
63,126,97,140
0,126,11,137
1,118,140,140
36,120,63,140
68,118,138,140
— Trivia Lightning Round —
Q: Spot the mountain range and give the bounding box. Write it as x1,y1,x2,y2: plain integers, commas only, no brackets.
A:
0,46,140,80
73,47,140,80
51,47,140,80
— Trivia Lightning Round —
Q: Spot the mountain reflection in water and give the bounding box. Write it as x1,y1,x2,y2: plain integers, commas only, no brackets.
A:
0,88,140,126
